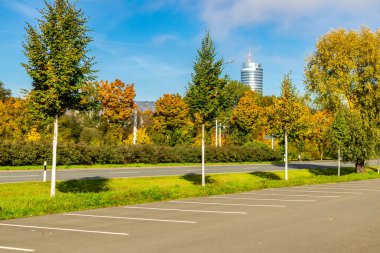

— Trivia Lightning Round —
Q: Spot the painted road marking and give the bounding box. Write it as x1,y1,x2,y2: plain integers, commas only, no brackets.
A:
108,172,138,174
294,186,380,192
170,201,286,208
338,183,380,188
0,223,128,236
124,206,247,215
265,189,363,194
240,192,341,198
0,175,39,178
0,246,35,252
64,213,197,224
210,196,316,202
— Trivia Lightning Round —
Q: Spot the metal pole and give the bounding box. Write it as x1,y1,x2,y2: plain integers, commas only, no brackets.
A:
43,161,47,182
202,124,205,187
133,109,137,145
215,119,218,147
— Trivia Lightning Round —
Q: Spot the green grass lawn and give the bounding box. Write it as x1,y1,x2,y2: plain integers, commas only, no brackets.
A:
1,166,379,220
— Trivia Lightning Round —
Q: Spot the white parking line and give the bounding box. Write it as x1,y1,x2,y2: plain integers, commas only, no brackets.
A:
64,213,196,224
124,206,247,214
240,192,341,198
339,183,380,188
210,196,316,202
265,189,363,194
0,223,128,236
0,175,39,178
170,201,286,208
0,246,35,252
108,172,138,174
294,186,380,192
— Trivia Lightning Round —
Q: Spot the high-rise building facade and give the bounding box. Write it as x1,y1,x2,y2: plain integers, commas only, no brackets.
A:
241,50,263,93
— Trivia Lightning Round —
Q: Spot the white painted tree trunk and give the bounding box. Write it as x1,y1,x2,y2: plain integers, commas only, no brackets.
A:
285,129,288,181
338,145,341,177
50,115,58,197
133,109,137,145
219,124,222,147
202,124,205,187
215,119,218,147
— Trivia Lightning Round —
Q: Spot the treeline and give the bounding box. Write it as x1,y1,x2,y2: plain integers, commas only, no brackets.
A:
1,20,379,169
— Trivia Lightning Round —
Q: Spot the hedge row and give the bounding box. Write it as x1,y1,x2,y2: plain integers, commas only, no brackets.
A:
0,141,282,166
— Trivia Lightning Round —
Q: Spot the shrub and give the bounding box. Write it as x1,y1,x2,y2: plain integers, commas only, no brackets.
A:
0,141,282,166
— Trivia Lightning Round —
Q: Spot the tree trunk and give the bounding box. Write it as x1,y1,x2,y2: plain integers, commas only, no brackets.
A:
355,160,365,173
285,129,288,181
337,146,341,177
51,114,58,197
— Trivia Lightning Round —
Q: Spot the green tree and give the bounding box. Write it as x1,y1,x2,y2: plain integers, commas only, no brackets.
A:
0,81,11,102
22,0,95,196
330,109,349,176
305,27,380,172
185,31,227,126
268,74,310,180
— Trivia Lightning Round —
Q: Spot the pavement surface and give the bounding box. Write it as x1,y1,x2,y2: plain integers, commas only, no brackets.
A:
1,160,376,184
1,179,380,252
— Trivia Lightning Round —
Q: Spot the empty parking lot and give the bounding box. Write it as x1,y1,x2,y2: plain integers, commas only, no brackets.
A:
1,179,380,252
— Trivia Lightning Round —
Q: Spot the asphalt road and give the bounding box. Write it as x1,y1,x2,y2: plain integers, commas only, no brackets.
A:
0,160,369,183
1,179,380,252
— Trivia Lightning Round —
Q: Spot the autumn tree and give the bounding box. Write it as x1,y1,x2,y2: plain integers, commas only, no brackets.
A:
231,90,267,143
269,74,310,180
305,27,380,172
152,94,193,146
310,110,334,160
98,79,136,123
185,31,228,125
22,0,95,196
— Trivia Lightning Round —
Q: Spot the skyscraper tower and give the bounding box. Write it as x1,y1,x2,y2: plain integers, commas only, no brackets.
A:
241,50,263,93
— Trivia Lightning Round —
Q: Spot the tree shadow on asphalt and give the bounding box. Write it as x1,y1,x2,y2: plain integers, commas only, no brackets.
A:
57,177,110,193
181,173,215,185
307,167,355,176
250,171,281,180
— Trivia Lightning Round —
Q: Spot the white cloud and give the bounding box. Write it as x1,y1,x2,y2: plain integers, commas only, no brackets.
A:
152,34,177,46
199,0,380,37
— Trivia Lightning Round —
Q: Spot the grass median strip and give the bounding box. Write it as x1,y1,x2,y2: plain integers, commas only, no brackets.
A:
0,167,380,220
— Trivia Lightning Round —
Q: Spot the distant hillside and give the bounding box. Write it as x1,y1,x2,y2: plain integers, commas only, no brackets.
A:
136,101,155,112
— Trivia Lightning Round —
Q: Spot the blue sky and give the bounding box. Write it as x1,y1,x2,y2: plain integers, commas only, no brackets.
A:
0,0,379,101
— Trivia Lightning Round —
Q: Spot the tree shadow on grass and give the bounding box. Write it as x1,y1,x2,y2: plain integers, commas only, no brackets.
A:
308,167,355,176
250,171,281,180
181,173,215,185
57,177,110,193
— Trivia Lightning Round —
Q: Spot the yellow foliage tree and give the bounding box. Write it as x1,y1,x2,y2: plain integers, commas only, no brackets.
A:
98,79,136,123
124,128,152,145
231,90,267,141
152,94,194,146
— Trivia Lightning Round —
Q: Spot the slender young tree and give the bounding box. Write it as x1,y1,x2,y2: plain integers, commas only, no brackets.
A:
22,0,95,196
269,74,310,180
185,31,226,125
